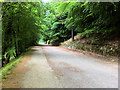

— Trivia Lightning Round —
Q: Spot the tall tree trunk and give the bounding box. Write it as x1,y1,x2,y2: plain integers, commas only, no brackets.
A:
71,30,74,42
15,3,20,57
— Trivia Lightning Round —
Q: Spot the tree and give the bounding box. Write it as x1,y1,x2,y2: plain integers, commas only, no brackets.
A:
2,2,46,66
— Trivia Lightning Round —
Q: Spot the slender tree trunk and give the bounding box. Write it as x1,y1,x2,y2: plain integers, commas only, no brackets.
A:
6,53,10,64
2,49,5,67
46,40,47,44
71,30,74,42
15,16,19,57
1,2,4,67
15,3,21,57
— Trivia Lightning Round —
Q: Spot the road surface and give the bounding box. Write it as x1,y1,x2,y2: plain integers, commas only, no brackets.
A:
2,45,118,88
42,45,118,88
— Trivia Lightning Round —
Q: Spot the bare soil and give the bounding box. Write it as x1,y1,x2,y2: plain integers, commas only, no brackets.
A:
2,51,32,88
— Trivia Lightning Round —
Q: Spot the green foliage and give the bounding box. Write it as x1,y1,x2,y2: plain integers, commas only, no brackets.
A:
0,55,23,78
91,38,99,44
2,2,120,66
77,29,94,38
2,2,45,66
40,2,120,45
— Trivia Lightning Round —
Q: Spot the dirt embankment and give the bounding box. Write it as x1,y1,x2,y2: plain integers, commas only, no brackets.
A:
62,35,119,61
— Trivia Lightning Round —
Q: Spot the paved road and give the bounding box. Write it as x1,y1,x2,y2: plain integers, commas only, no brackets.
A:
42,45,118,88
2,46,62,88
3,45,118,88
21,47,62,88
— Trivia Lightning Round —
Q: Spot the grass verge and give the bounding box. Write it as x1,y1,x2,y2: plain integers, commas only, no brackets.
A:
0,55,24,79
0,46,33,79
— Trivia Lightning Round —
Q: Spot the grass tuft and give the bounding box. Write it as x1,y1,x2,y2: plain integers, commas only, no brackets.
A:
0,55,23,79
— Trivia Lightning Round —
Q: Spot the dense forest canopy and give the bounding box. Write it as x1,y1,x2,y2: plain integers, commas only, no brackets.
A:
1,2,46,66
40,2,120,44
1,1,120,67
